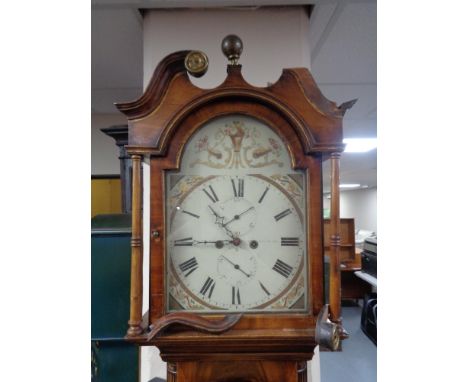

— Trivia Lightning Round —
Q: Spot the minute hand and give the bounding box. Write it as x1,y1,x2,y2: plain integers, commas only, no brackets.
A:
193,239,232,245
222,206,254,227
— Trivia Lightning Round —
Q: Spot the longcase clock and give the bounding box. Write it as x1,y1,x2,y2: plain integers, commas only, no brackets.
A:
115,35,353,382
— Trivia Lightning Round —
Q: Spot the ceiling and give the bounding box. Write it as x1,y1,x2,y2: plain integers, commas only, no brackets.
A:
91,0,377,190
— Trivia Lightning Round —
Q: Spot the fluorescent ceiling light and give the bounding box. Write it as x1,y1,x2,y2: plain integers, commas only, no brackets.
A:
343,138,377,153
339,184,361,188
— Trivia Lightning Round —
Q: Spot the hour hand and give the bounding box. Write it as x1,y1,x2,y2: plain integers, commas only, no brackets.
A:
208,205,225,225
208,205,235,238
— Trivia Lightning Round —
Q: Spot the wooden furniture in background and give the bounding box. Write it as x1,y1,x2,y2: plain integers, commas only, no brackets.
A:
341,268,372,301
324,218,357,268
101,125,133,214
91,175,122,217
324,219,371,300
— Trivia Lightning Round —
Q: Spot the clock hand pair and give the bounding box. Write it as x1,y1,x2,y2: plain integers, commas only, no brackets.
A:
222,206,255,228
221,255,251,277
208,205,236,239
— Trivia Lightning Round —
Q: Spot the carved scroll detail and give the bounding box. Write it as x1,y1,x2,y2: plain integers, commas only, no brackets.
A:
147,312,243,341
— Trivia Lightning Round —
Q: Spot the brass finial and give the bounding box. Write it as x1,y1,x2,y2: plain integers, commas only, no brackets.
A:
221,34,243,65
184,50,209,77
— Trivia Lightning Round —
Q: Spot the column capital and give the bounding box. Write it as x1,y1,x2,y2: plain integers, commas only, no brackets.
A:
330,152,341,160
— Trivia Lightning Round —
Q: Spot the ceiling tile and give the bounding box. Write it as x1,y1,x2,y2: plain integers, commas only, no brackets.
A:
317,83,376,120
310,1,376,84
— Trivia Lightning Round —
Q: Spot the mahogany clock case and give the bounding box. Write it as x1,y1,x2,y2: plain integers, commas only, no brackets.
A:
151,97,326,330
115,46,347,353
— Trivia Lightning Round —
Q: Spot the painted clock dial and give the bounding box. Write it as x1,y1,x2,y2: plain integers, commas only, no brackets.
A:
166,115,308,312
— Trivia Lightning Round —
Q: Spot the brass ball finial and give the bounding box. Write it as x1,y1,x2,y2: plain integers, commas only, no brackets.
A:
221,34,243,65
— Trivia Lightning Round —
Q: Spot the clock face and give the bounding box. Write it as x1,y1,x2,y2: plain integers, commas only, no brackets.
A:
165,115,308,313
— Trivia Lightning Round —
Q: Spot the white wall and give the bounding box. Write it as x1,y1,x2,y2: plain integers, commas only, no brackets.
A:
142,6,312,89
91,113,127,175
340,187,377,233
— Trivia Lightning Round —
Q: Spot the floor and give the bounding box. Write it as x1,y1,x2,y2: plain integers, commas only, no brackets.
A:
320,305,377,382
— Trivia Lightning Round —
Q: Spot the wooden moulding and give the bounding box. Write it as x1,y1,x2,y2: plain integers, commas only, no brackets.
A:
154,329,317,362
115,51,346,155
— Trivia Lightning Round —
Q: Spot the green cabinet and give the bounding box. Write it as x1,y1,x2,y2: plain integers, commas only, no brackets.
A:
91,214,139,382
92,341,139,382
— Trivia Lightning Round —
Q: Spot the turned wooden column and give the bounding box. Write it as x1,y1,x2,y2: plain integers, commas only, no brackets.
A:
297,361,308,382
167,362,177,382
329,152,342,323
127,154,143,336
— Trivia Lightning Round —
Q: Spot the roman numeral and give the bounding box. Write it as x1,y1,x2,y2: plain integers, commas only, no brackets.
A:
179,257,198,277
202,185,219,203
232,286,241,305
272,259,293,278
174,237,193,246
259,281,271,296
258,187,269,204
274,208,292,222
182,210,199,219
281,237,299,246
200,277,215,297
231,178,244,197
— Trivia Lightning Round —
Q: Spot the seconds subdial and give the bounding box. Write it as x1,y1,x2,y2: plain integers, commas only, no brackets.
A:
217,252,257,287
